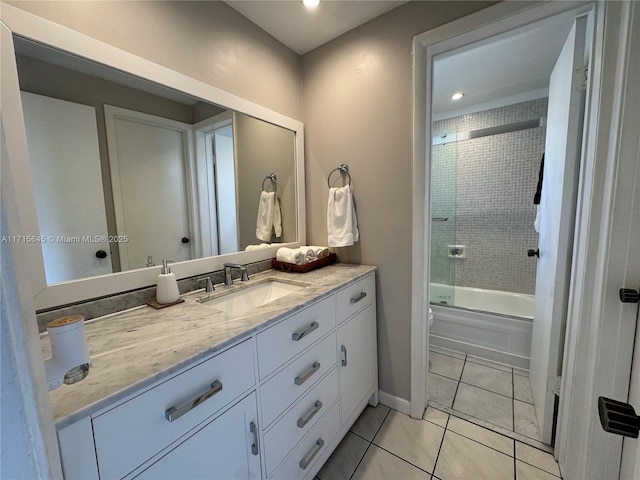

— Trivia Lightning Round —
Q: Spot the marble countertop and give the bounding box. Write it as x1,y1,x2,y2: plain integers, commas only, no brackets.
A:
41,263,376,429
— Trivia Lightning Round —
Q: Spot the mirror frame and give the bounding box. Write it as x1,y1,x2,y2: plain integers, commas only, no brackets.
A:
0,4,306,310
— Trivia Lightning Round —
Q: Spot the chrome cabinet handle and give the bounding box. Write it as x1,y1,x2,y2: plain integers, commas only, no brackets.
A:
299,438,324,470
250,421,259,455
292,321,319,341
297,401,323,429
350,292,367,304
165,380,222,422
341,345,348,367
294,362,321,385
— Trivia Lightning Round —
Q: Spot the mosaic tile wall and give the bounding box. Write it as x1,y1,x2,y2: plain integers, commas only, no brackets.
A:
431,98,547,295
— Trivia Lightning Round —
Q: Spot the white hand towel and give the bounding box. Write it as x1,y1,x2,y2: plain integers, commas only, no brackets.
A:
307,246,329,259
276,247,306,265
256,191,276,241
273,195,282,238
327,185,359,247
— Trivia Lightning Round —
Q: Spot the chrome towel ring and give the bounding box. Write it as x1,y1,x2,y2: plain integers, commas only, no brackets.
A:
327,164,352,188
262,173,277,194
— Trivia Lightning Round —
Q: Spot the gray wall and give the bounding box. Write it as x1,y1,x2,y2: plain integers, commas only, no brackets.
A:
431,98,547,295
7,0,302,120
235,113,297,249
302,1,496,401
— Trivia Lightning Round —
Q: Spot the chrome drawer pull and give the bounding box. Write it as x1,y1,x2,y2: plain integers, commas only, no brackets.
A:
294,362,321,386
299,438,324,470
292,321,319,341
250,421,259,455
165,380,223,422
341,345,348,367
350,292,367,304
297,401,323,429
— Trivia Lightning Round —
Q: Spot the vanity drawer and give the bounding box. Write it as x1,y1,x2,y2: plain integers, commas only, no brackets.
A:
269,400,341,480
257,295,335,379
92,339,255,480
336,273,375,324
263,367,339,476
260,333,337,428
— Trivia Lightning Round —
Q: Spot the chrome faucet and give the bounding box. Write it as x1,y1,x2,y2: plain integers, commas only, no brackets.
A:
197,276,215,292
223,263,249,286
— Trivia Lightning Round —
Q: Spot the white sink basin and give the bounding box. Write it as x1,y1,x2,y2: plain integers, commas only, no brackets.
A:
198,280,306,316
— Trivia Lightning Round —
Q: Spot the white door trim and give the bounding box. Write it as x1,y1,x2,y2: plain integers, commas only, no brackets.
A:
412,2,639,476
410,0,596,421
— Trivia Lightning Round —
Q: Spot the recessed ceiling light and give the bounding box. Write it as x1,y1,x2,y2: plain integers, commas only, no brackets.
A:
451,92,464,101
303,0,320,8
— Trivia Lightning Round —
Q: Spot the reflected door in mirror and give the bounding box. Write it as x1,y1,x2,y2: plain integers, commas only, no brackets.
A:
21,92,113,283
105,106,192,270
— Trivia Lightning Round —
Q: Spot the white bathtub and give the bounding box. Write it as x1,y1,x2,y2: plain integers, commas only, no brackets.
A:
429,283,534,369
429,283,534,319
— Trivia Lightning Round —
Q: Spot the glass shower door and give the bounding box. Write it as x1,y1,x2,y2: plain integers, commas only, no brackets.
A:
429,140,456,305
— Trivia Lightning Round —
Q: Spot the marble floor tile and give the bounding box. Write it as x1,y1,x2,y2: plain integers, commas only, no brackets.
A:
513,374,534,404
514,400,541,440
446,416,514,456
460,361,513,397
350,404,390,441
317,432,369,480
428,373,459,408
515,442,560,477
373,410,445,474
351,444,430,480
453,383,514,431
423,406,449,428
466,355,513,373
434,430,514,480
429,352,465,381
516,460,560,480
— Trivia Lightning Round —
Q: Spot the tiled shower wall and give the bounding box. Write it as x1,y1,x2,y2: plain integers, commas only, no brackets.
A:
431,98,548,295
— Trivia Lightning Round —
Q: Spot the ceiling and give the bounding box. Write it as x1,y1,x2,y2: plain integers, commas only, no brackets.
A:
224,0,407,55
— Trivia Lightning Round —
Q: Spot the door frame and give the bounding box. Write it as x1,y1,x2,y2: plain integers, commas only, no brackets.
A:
412,0,639,477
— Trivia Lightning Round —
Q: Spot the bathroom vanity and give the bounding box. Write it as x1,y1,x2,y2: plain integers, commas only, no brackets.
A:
44,264,377,479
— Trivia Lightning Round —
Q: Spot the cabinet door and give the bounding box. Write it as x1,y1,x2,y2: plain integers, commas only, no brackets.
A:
135,393,261,480
338,304,377,423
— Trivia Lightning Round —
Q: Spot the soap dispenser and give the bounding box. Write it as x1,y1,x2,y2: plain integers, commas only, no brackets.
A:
156,260,180,304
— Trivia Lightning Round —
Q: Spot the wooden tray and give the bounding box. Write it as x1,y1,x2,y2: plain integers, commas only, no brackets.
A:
272,253,336,273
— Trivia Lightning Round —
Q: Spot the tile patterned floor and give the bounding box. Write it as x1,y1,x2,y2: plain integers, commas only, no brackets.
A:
316,403,562,480
427,346,545,448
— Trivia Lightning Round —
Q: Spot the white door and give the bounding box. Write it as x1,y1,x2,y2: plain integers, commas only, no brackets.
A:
529,16,587,445
20,92,112,283
134,393,261,480
105,106,192,270
212,127,239,254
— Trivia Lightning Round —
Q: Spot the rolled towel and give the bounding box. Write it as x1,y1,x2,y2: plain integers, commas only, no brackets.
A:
307,246,329,259
245,243,270,251
276,247,306,265
304,248,317,263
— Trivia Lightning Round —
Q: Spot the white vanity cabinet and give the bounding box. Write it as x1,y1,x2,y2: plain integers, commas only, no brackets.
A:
54,269,377,480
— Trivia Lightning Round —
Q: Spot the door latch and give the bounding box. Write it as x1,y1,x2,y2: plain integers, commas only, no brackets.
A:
598,396,640,438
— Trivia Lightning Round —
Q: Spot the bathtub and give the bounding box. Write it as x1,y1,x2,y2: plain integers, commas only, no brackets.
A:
429,283,533,369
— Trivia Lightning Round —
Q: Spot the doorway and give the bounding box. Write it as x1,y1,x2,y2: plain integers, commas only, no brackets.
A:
410,3,640,477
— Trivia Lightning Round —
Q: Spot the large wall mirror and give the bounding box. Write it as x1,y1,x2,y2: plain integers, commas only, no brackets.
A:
1,5,305,310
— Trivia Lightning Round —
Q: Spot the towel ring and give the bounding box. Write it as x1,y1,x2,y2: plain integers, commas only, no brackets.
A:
262,173,277,194
327,164,352,188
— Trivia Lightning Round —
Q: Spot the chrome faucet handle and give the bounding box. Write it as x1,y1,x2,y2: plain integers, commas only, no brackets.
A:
197,276,215,292
241,268,249,282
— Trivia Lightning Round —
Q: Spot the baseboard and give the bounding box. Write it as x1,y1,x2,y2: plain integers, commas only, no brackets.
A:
378,390,410,415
